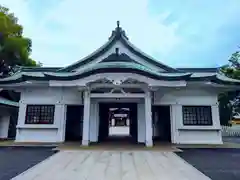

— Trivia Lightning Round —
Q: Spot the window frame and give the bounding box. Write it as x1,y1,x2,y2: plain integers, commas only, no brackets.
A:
182,106,213,126
25,105,55,125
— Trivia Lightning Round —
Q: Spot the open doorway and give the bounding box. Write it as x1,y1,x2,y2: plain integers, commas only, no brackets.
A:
98,103,138,145
7,109,18,139
0,106,18,140
109,107,130,137
65,105,83,141
152,105,171,143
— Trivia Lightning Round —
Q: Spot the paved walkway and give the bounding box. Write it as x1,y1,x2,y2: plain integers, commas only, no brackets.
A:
13,150,211,180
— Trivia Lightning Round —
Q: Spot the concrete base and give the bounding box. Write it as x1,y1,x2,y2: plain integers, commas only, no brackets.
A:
81,140,89,146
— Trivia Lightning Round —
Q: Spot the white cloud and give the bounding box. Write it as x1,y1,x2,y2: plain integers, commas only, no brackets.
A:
0,0,180,66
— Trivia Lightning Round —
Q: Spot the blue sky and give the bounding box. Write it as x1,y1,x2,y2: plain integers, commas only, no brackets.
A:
1,0,240,68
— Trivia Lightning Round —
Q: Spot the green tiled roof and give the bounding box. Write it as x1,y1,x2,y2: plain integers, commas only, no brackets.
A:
0,97,18,107
43,62,192,81
0,60,239,86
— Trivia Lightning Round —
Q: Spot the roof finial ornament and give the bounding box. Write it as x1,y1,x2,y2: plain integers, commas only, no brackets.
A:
117,20,120,28
109,20,128,40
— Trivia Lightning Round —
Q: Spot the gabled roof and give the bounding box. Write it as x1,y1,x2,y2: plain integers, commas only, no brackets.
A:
0,21,239,86
57,21,180,73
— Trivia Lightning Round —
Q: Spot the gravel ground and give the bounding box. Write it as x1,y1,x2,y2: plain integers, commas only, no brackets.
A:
176,148,240,180
0,146,56,180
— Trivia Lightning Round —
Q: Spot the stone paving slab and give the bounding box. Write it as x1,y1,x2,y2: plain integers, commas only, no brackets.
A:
13,150,211,180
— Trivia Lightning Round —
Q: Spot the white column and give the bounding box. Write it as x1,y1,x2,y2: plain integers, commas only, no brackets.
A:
55,104,66,142
90,101,98,142
96,103,99,142
82,90,91,146
137,102,145,143
145,91,153,147
15,102,27,142
170,104,182,144
211,104,223,143
17,102,27,127
211,105,221,128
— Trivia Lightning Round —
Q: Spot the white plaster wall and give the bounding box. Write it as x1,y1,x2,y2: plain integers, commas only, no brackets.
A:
16,128,59,142
21,87,83,105
21,87,63,104
62,88,83,105
154,88,218,105
177,130,222,144
154,88,222,144
0,116,10,139
16,87,82,142
15,85,223,144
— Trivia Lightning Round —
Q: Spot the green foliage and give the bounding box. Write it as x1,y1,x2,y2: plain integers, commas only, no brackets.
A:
221,51,240,80
218,91,238,126
0,5,38,77
219,50,240,125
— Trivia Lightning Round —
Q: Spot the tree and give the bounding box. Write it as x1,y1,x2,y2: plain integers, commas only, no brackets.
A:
0,5,38,77
219,91,239,125
221,50,240,79
219,50,240,125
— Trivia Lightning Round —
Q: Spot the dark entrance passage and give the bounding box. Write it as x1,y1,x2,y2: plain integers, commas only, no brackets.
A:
98,103,138,144
65,105,83,141
152,105,171,143
8,108,18,139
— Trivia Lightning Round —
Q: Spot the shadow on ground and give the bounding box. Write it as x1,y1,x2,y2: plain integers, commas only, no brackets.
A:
176,148,240,180
0,146,57,180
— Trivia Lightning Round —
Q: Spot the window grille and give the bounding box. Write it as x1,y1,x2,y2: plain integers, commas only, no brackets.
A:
182,106,212,125
25,105,55,124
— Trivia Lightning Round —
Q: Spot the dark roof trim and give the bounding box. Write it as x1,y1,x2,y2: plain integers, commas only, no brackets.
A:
188,75,217,81
1,71,240,86
19,66,220,73
177,68,219,73
45,68,191,81
100,53,141,64
21,67,61,72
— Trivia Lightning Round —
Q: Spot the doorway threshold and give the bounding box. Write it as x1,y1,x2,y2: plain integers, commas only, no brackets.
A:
55,141,181,152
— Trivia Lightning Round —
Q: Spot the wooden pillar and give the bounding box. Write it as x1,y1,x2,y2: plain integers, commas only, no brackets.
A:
82,90,90,146
145,91,153,147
